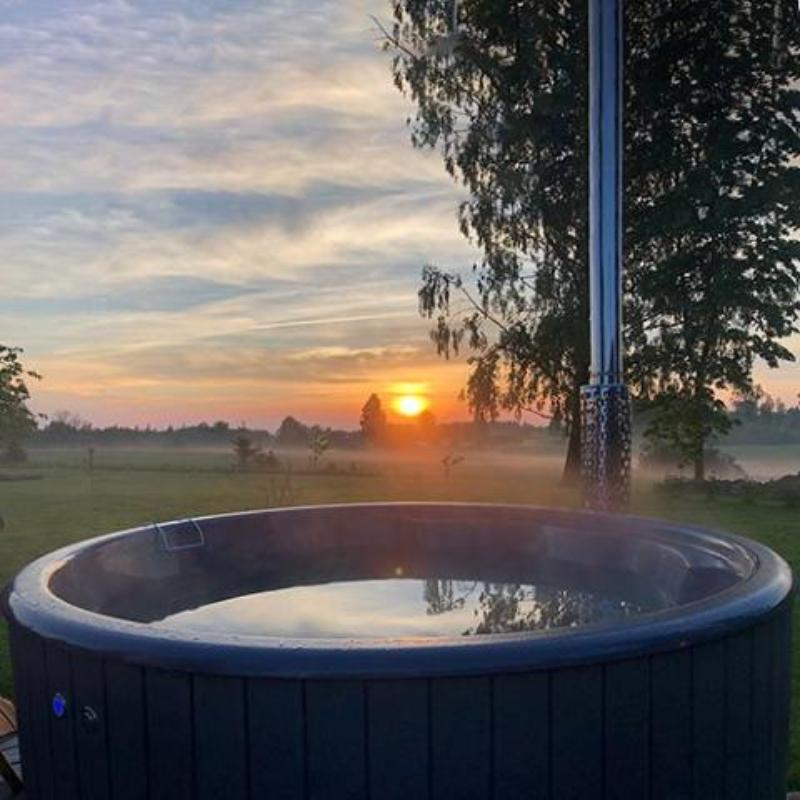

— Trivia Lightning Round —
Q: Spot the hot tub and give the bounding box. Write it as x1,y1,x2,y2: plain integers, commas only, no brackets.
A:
2,504,794,799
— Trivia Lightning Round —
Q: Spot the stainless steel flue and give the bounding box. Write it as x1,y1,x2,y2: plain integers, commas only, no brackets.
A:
581,0,631,510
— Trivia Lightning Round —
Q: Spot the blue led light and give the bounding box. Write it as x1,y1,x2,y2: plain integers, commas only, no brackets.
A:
52,692,67,719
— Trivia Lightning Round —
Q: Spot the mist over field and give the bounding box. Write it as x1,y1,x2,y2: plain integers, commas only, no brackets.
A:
17,440,797,479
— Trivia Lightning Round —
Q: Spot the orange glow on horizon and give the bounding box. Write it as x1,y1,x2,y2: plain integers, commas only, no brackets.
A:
393,394,429,418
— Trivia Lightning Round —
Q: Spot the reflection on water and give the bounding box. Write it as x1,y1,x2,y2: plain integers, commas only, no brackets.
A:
159,577,655,639
426,580,653,635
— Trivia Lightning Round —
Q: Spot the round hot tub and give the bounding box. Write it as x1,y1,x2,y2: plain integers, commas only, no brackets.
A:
2,504,794,799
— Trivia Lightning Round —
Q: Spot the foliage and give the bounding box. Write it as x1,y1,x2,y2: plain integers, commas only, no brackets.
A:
386,0,590,480
0,346,40,462
275,416,310,447
639,386,734,478
424,579,466,615
233,431,260,469
727,388,800,445
628,1,800,481
33,416,364,450
360,394,388,445
463,583,638,636
640,440,746,480
38,416,235,447
3,442,28,464
309,429,330,467
233,432,286,473
384,0,800,483
254,450,282,471
657,473,800,509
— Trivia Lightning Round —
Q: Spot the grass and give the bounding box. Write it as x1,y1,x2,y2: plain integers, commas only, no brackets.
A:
1,445,798,784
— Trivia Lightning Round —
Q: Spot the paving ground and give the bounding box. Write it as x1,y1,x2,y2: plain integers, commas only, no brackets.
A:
0,734,21,798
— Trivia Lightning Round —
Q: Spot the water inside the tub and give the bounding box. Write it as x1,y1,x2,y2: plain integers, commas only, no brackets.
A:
157,577,658,638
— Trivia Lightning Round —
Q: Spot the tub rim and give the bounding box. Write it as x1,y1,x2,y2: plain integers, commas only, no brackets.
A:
2,502,794,679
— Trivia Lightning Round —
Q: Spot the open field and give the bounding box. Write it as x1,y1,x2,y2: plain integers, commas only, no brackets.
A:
720,444,800,480
1,445,799,784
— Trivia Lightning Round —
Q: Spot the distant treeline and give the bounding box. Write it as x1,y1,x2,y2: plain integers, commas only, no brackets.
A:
30,394,800,451
30,412,562,450
725,394,800,446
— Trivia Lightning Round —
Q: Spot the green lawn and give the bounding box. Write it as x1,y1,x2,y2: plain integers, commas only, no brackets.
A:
1,446,799,784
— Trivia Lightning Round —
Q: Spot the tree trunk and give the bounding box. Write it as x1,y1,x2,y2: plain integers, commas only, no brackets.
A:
562,419,582,486
561,379,585,487
693,453,705,482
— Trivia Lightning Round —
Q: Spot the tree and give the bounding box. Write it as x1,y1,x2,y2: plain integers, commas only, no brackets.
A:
417,408,438,443
423,579,638,635
0,346,40,462
42,410,92,444
384,0,592,482
360,394,387,445
384,0,799,484
254,449,282,471
233,430,259,469
625,0,800,481
275,416,309,447
309,428,330,467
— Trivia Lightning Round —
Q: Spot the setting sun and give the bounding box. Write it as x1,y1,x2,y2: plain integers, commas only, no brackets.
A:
394,395,429,418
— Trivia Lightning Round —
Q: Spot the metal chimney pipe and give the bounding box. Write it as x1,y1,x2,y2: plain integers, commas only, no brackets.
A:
581,0,631,511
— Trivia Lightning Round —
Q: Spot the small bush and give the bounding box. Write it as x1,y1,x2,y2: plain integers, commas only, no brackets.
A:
253,450,281,471
2,443,28,463
657,472,800,508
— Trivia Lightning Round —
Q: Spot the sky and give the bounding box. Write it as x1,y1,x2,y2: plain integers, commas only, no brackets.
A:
0,0,797,429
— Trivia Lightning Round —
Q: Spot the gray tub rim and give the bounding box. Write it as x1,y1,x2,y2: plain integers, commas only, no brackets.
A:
2,502,793,679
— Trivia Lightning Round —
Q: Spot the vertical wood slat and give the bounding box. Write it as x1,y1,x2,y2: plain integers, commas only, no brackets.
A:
146,669,194,800
7,626,42,800
651,649,692,800
772,606,793,799
367,679,428,800
493,673,549,800
104,662,147,800
306,680,367,800
752,621,776,800
430,677,491,800
247,679,305,799
551,666,603,800
21,633,55,800
724,632,753,800
6,604,794,800
605,659,649,800
71,650,110,800
692,640,725,800
193,675,247,800
44,642,80,800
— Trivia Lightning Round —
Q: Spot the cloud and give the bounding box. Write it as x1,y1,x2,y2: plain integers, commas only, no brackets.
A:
0,0,481,428
0,274,259,314
28,313,471,427
3,0,793,426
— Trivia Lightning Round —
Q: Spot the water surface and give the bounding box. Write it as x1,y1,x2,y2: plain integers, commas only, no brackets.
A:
159,577,656,639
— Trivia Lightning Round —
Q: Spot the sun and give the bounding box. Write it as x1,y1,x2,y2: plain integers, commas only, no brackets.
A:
394,394,429,418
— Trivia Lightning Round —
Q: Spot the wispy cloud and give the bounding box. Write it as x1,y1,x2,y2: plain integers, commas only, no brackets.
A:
1,0,794,426
0,0,482,426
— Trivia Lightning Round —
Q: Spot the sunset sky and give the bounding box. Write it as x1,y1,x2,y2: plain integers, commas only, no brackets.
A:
1,0,797,429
